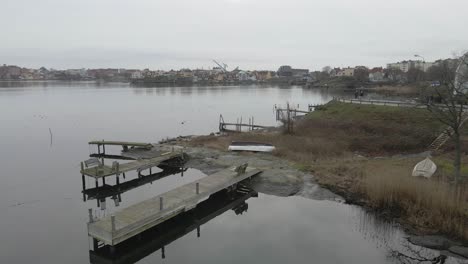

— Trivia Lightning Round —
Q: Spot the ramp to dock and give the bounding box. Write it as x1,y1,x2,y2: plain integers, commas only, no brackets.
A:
88,167,262,246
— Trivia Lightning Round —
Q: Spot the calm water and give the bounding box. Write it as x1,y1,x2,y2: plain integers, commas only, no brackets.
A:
0,82,462,264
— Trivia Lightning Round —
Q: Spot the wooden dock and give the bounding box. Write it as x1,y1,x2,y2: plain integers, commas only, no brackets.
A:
87,166,262,247
89,140,153,155
82,167,186,203
89,189,257,263
218,114,269,132
81,152,183,179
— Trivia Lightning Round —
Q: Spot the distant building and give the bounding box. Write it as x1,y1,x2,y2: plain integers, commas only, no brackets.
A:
66,68,87,77
277,65,309,78
277,65,293,77
387,60,435,72
336,67,355,77
255,71,275,81
369,67,384,82
131,71,143,79
291,68,309,77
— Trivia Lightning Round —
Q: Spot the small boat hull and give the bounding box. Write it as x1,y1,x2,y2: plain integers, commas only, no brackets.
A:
412,158,437,178
228,141,275,153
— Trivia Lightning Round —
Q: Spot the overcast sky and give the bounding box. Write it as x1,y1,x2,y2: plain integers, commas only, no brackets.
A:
1,0,467,71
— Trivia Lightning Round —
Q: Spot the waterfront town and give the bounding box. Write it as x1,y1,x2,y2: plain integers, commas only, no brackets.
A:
0,57,459,85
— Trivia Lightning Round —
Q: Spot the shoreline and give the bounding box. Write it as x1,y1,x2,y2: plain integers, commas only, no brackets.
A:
177,100,468,258
168,136,468,258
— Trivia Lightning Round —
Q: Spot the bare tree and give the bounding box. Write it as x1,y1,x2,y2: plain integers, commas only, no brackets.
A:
426,53,468,183
354,66,369,82
322,66,332,73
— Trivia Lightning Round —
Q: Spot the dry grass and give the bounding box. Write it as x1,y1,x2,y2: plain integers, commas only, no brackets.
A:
368,85,421,95
362,158,468,240
188,101,468,240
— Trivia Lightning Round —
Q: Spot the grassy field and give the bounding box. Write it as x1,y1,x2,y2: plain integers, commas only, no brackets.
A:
189,101,468,241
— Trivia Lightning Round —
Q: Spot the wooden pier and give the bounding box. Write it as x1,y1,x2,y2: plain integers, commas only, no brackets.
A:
82,167,187,203
87,166,262,247
274,103,320,121
89,140,153,155
218,114,269,132
80,152,183,179
89,189,257,263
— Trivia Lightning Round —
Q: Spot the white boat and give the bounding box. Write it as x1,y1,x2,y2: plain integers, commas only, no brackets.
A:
228,141,275,153
412,157,437,178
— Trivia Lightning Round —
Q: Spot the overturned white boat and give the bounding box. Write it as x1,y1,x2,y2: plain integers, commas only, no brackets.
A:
228,141,275,153
412,157,437,178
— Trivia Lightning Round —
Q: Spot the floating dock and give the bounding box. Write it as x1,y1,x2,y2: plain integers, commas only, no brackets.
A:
87,166,262,247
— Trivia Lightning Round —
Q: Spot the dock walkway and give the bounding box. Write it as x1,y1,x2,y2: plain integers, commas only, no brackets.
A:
81,152,182,179
89,140,153,155
87,166,262,246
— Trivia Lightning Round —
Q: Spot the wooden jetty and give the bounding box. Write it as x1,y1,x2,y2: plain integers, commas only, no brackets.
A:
89,189,257,263
81,152,183,179
87,166,262,247
82,167,187,204
89,140,153,155
274,103,320,121
218,114,269,132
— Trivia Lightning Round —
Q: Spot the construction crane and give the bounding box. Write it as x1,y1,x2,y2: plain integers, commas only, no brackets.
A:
213,60,228,72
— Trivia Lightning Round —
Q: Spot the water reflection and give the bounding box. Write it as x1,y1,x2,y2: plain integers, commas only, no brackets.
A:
82,166,187,209
89,188,258,264
355,209,465,263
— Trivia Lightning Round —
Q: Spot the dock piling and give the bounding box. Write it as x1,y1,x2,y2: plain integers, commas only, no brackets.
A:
111,215,116,232
88,209,94,223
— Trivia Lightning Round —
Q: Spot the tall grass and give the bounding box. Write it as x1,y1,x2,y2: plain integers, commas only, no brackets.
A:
363,170,468,240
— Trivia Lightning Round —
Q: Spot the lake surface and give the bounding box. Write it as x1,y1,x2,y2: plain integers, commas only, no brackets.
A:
0,82,462,263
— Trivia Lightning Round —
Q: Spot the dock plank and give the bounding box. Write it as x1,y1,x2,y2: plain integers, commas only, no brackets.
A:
88,167,262,246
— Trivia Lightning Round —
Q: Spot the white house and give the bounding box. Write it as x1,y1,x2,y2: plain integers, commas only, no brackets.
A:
131,71,143,79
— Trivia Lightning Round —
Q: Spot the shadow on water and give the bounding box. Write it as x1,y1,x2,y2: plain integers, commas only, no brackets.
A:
82,166,188,209
88,189,257,264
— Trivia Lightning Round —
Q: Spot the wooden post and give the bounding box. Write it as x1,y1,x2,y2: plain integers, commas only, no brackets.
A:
88,208,93,222
81,162,86,190
92,238,98,251
95,179,98,188
161,246,166,259
111,215,116,232
197,226,200,238
102,177,105,185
